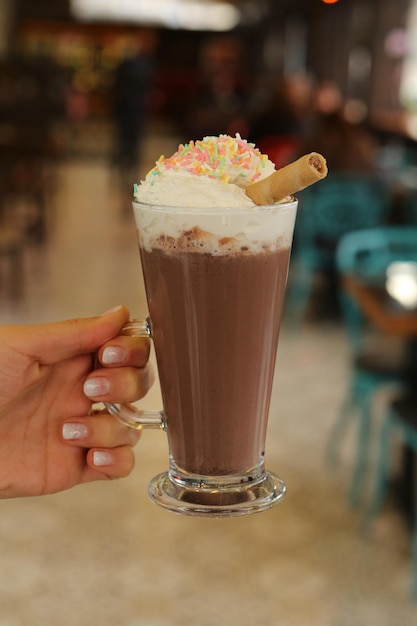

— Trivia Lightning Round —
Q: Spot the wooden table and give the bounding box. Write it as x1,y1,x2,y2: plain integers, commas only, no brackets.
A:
342,275,417,337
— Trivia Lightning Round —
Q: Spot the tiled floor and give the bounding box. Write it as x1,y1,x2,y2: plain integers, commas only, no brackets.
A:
0,138,416,625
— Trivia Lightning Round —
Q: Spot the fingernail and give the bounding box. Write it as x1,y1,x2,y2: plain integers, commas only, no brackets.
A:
62,423,88,440
93,451,113,467
100,305,123,316
84,377,111,397
101,346,127,365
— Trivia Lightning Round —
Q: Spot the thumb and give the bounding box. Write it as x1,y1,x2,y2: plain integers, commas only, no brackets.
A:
15,306,131,365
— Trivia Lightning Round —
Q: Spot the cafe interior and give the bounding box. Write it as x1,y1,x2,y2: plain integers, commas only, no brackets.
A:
2,0,417,623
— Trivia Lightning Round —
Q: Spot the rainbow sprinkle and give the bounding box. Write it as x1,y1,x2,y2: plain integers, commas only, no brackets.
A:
146,134,270,186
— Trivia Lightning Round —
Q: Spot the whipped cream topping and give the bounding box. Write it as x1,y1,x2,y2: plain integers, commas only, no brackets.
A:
134,134,276,208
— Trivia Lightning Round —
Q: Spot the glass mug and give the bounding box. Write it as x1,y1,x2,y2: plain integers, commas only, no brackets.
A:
106,198,298,517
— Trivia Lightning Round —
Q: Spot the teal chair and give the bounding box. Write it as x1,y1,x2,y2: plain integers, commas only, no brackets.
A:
327,227,417,508
287,174,393,322
404,189,417,225
367,395,417,599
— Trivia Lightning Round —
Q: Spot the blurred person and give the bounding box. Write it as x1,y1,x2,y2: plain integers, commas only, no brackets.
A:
112,44,155,175
249,73,315,168
184,35,250,139
295,81,379,320
0,305,153,498
250,73,315,142
303,80,378,173
314,79,343,116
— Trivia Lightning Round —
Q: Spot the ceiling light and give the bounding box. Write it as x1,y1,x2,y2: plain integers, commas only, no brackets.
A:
70,0,241,31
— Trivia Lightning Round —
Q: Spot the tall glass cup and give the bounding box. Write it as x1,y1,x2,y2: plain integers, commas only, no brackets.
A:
107,198,297,517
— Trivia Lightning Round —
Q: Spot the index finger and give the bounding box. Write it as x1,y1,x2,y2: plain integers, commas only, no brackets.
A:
11,306,131,365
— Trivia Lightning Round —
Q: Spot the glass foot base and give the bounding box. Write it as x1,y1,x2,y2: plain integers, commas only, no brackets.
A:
147,471,286,518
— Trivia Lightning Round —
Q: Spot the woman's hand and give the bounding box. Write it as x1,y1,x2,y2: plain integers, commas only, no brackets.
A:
0,306,152,498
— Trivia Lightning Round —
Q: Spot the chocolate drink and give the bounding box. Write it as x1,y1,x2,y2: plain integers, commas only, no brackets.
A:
139,232,291,477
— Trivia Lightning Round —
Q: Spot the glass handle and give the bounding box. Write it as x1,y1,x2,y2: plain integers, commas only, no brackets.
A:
104,318,166,431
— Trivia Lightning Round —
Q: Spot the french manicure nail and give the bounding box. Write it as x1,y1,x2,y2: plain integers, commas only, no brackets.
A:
93,451,113,467
84,377,111,397
62,423,88,440
101,346,127,365
100,305,123,316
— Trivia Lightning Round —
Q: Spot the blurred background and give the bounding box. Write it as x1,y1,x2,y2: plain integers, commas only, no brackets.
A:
2,0,417,624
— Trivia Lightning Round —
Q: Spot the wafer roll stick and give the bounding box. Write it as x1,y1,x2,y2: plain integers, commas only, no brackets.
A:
246,152,327,206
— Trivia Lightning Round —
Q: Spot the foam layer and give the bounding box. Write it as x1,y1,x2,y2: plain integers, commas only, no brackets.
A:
133,200,297,255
